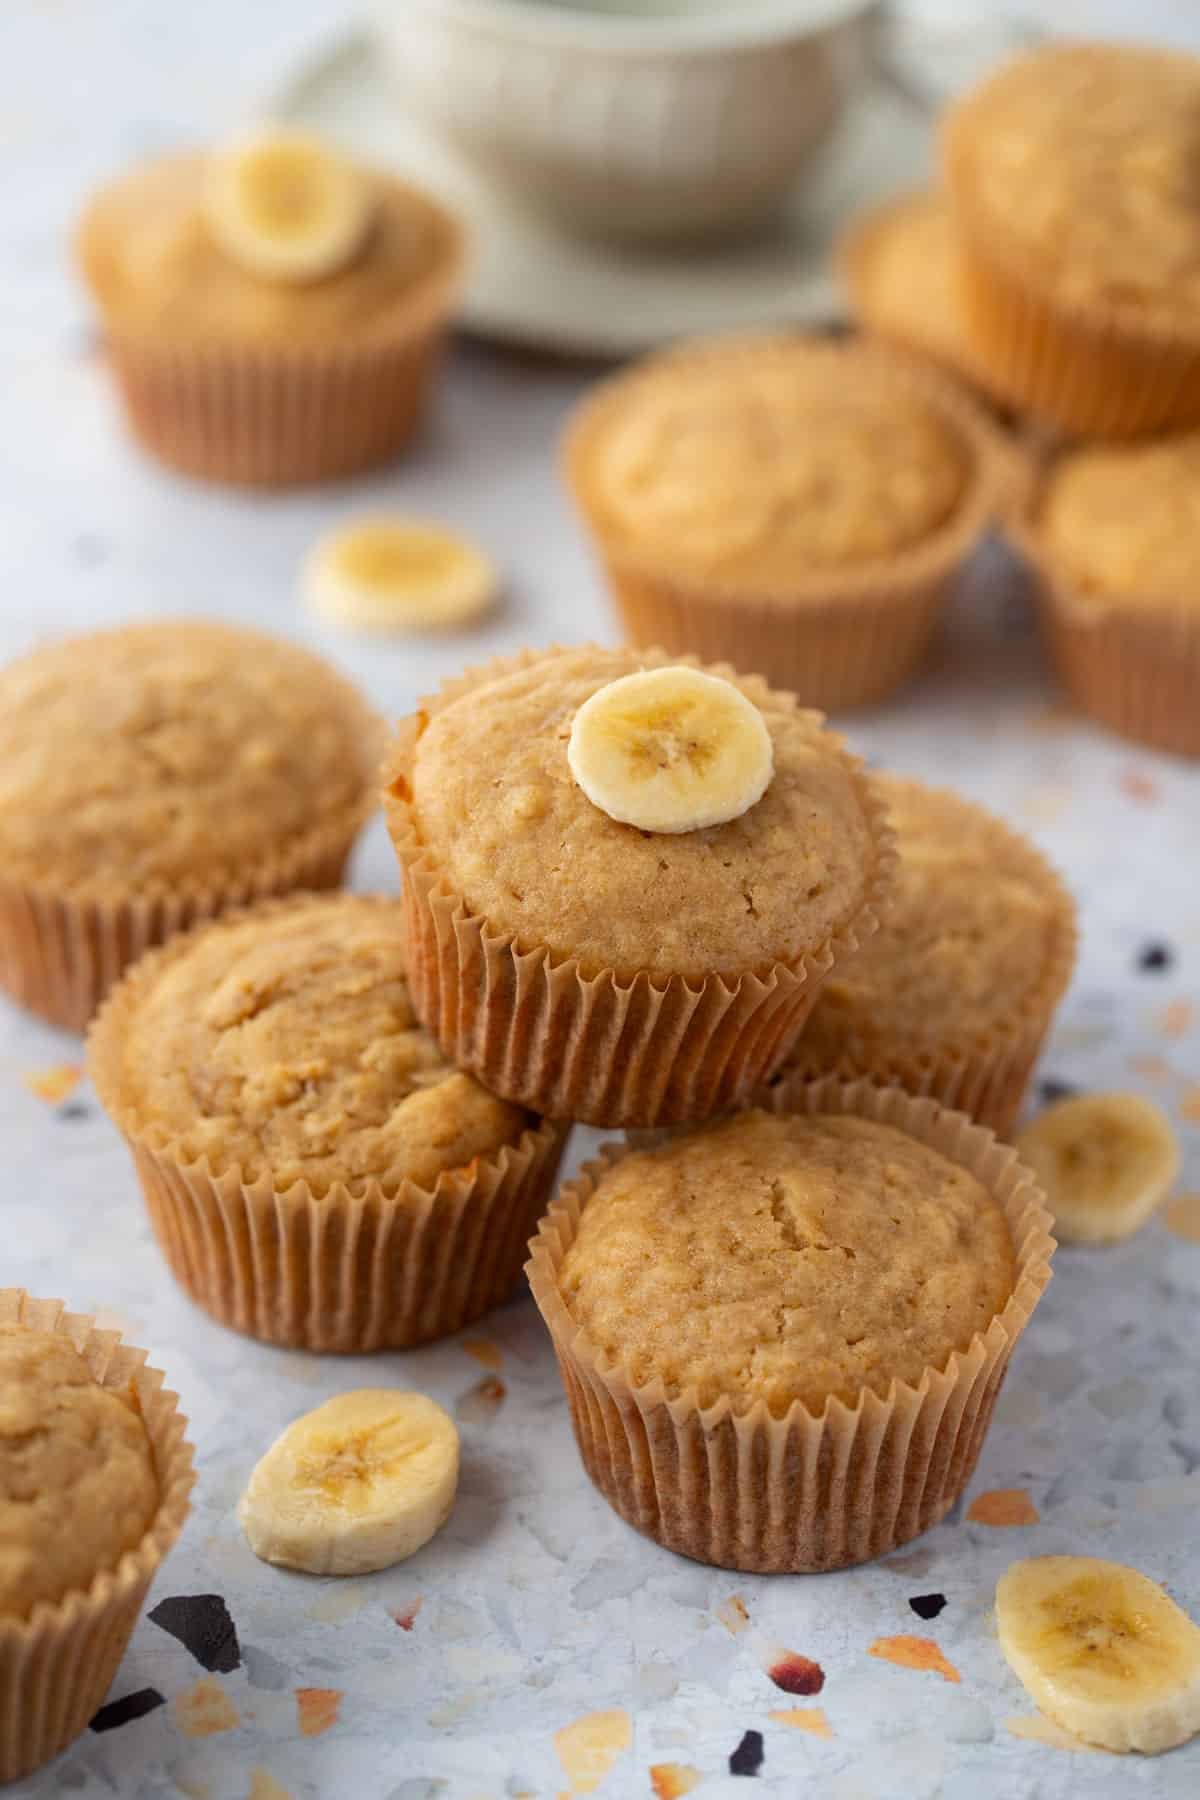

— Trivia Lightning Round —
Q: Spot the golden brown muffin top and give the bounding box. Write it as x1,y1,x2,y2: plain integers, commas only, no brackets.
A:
0,621,378,899
945,43,1200,326
404,647,887,982
793,776,1070,1065
77,152,461,345
106,895,530,1194
1036,435,1200,608
0,1327,159,1618
568,337,971,589
842,192,974,372
559,1111,1014,1417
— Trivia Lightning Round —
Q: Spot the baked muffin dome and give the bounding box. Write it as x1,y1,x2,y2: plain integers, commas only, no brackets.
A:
557,1109,1015,1418
101,893,530,1195
0,620,378,900
405,645,887,982
0,1327,159,1617
1037,435,1200,607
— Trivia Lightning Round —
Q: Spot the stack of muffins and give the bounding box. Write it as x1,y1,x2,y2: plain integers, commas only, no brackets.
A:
838,40,1200,757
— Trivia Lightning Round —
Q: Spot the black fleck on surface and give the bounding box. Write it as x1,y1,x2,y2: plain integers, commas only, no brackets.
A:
1137,942,1174,974
908,1592,948,1621
1038,1078,1077,1105
729,1729,765,1777
148,1593,241,1672
90,1688,165,1732
56,1102,92,1122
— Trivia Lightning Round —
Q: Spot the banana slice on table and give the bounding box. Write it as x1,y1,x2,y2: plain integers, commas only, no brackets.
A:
239,1390,459,1576
997,1556,1200,1754
304,517,498,634
1016,1092,1180,1246
567,666,774,834
204,128,373,283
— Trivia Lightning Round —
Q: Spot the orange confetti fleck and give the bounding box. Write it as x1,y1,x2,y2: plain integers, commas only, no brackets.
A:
1164,1194,1200,1245
1130,1053,1173,1085
462,1337,503,1371
770,1707,834,1739
868,1636,961,1683
1005,1714,1104,1753
1119,769,1158,804
554,1709,632,1794
967,1487,1040,1527
174,1677,239,1738
716,1593,750,1636
1157,1000,1194,1039
295,1687,341,1738
248,1771,294,1800
22,1063,82,1105
390,1595,423,1631
455,1375,506,1424
650,1765,702,1798
1181,1086,1200,1123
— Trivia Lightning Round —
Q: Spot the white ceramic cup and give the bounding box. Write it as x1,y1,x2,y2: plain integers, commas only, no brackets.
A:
371,0,883,244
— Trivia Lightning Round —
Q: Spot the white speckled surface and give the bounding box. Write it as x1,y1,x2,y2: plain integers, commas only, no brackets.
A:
4,3,1200,1796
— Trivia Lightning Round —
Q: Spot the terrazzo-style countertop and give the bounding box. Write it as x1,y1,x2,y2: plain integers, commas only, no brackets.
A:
5,3,1200,1796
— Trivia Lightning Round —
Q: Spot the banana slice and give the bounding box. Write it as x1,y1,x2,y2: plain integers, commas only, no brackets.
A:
997,1556,1200,1754
238,1390,459,1576
567,666,774,834
204,128,373,283
304,517,498,634
1016,1092,1180,1245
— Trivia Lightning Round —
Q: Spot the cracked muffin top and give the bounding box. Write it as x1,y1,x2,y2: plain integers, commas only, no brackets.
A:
0,621,379,898
395,646,889,981
558,1110,1014,1417
566,335,973,591
95,894,531,1195
0,1327,159,1617
1035,435,1200,608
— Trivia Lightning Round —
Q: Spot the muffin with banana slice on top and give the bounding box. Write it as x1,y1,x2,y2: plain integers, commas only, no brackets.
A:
77,128,464,486
383,645,896,1128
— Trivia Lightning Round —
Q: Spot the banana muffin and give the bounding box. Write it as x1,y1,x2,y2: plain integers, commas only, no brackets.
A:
384,645,895,1126
0,1290,193,1783
77,136,464,484
943,42,1200,437
89,894,567,1350
529,1078,1054,1571
564,333,998,709
1013,435,1200,756
0,619,380,1032
784,776,1077,1131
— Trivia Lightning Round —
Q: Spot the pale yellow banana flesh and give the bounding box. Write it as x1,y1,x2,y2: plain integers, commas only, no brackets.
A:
1016,1092,1179,1245
997,1556,1200,1754
238,1389,459,1576
304,518,497,634
566,665,774,834
204,128,373,283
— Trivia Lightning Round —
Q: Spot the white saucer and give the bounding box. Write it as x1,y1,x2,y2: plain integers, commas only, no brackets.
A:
267,22,1015,359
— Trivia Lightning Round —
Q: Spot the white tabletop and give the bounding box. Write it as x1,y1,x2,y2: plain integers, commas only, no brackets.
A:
4,4,1200,1797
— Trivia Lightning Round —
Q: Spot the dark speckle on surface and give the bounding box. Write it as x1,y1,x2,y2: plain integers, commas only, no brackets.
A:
1038,1078,1077,1105
1137,942,1174,973
90,1688,165,1733
729,1729,765,1777
56,1102,92,1122
766,1652,825,1696
148,1593,241,1672
908,1592,947,1621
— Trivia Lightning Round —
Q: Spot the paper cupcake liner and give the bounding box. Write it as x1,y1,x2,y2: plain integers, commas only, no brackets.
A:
0,806,370,1036
0,1289,194,1783
87,903,571,1351
383,648,897,1128
1006,459,1200,759
943,125,1200,440
528,1076,1054,1574
562,338,1002,712
780,786,1078,1136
